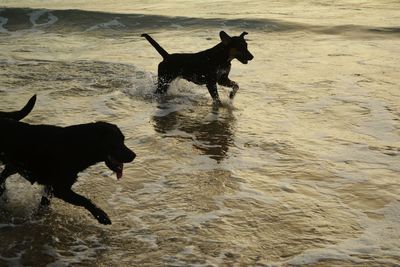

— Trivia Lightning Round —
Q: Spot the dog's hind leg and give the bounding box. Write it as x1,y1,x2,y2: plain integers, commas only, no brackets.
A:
0,165,17,196
40,186,53,206
156,78,170,94
155,62,176,94
155,75,173,94
206,82,222,106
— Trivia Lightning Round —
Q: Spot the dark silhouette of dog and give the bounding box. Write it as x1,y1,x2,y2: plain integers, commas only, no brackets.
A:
142,31,254,105
0,96,135,225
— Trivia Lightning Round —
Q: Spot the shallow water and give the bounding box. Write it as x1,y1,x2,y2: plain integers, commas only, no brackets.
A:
0,1,399,266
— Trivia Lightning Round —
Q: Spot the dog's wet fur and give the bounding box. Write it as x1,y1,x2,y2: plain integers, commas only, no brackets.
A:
142,31,254,105
0,96,135,225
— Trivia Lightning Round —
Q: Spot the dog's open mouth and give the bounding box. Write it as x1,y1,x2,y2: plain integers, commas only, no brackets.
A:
105,156,124,179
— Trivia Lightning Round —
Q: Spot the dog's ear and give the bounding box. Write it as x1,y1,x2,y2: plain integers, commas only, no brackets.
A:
240,32,248,38
220,31,231,45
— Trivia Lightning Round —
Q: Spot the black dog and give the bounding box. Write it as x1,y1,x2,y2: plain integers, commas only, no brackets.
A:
142,31,254,105
0,97,135,225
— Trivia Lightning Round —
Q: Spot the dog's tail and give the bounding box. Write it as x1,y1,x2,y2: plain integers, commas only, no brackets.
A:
141,33,169,59
0,94,36,121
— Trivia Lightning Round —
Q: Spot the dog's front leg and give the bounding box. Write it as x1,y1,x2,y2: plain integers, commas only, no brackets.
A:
156,76,171,94
218,77,239,99
206,82,222,106
54,188,111,225
40,186,53,206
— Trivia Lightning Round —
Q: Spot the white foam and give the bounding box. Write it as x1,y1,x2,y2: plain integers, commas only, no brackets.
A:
2,175,44,214
0,15,9,33
28,10,58,27
45,235,107,266
123,69,213,107
108,185,139,207
114,224,160,250
281,201,400,266
185,182,274,228
107,184,162,249
171,23,184,29
153,104,185,117
137,180,166,195
85,17,126,31
134,233,159,249
234,181,276,204
122,70,158,101
170,245,243,267
185,207,230,227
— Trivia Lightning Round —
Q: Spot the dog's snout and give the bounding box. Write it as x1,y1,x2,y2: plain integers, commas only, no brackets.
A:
121,146,136,162
247,52,254,61
127,150,136,162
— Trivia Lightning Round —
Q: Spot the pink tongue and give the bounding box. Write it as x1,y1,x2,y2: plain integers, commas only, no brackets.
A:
117,164,124,179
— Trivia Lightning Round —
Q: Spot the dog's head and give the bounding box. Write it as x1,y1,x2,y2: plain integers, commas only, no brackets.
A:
220,31,254,64
94,122,136,179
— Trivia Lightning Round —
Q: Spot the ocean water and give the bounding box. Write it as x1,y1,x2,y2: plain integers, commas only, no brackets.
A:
0,1,399,266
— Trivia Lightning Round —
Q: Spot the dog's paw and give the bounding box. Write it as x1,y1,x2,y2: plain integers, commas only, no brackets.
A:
37,202,51,214
97,214,112,225
213,99,223,107
40,196,51,206
93,209,112,225
229,85,239,99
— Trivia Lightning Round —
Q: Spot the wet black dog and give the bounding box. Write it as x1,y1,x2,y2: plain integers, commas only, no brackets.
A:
142,31,254,105
0,96,135,225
